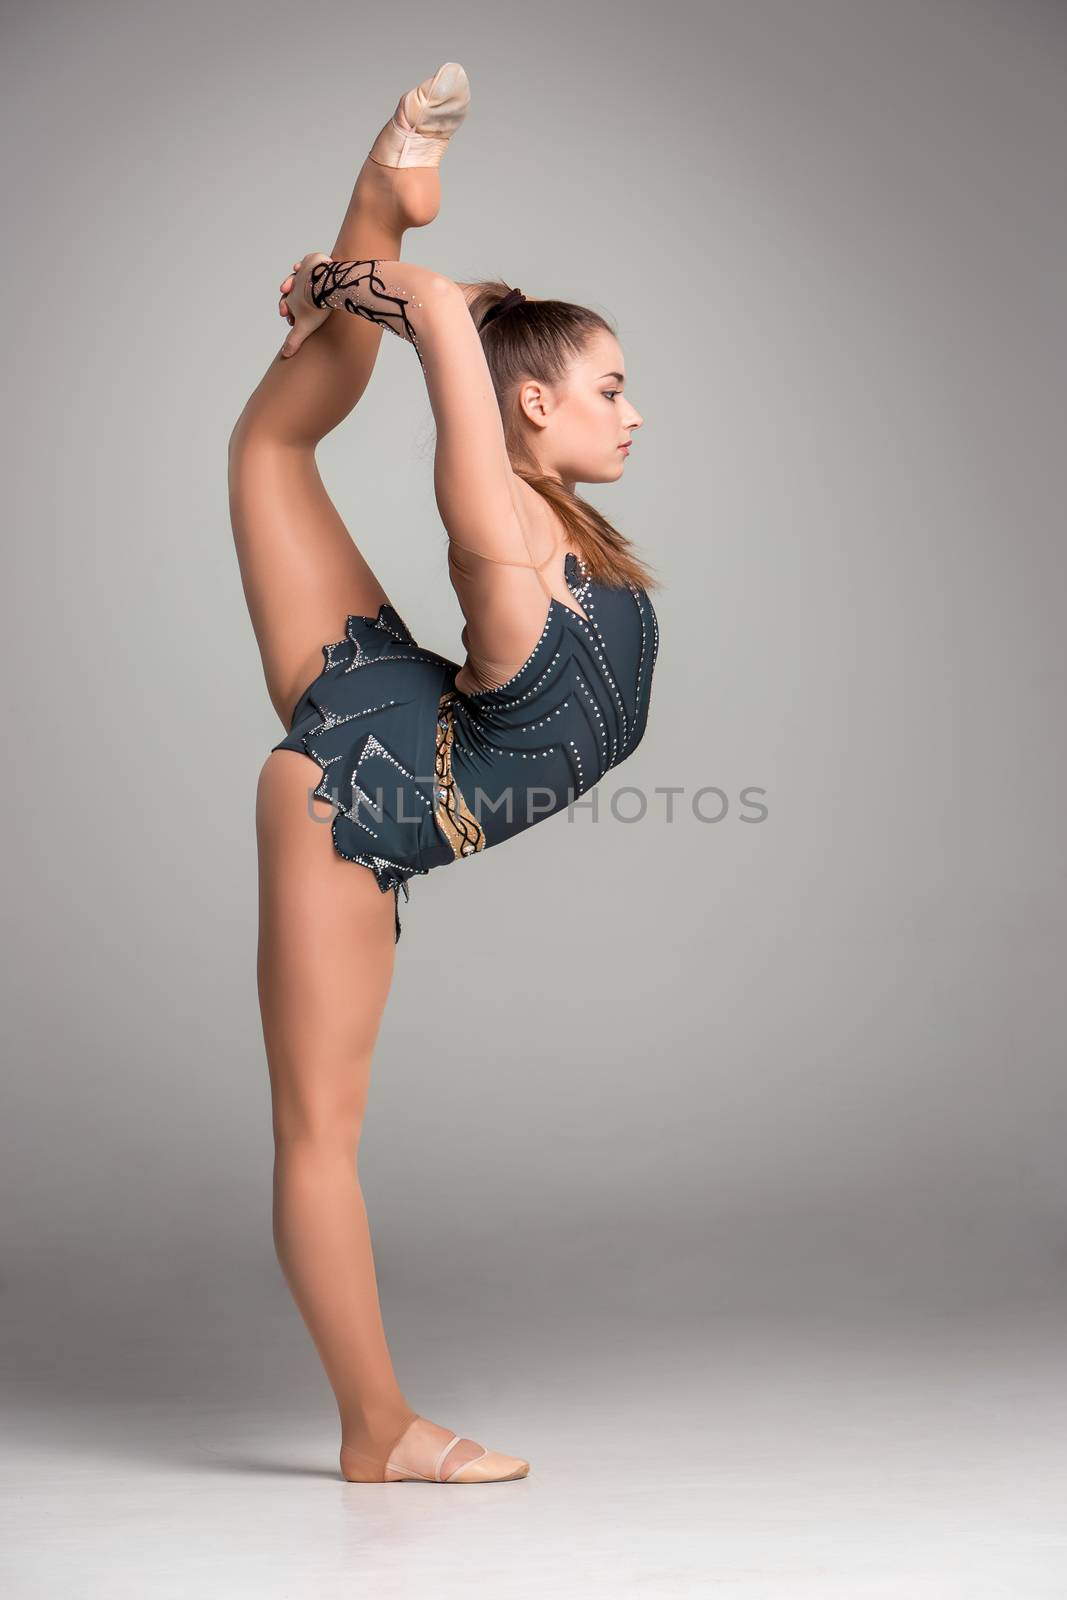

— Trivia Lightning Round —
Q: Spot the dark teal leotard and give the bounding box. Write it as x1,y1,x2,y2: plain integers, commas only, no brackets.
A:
271,551,658,940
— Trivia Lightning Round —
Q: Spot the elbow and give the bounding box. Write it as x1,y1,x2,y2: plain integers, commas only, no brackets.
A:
421,271,463,310
425,269,459,293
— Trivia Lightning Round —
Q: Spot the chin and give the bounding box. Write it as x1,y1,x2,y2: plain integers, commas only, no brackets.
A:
574,460,626,485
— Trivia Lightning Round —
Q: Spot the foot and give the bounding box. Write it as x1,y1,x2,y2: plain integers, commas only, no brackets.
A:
357,62,471,233
368,62,471,171
340,1414,529,1484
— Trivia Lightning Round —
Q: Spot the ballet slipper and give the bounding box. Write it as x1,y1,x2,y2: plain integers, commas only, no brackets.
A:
367,61,471,170
355,1414,529,1483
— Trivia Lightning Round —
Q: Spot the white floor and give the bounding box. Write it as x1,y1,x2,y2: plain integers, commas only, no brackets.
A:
4,1248,1066,1598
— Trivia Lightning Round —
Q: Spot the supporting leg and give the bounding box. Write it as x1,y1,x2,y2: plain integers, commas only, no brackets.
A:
256,751,415,1472
258,748,528,1482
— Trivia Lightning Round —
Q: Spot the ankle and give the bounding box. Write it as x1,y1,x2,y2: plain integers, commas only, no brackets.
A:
356,154,441,233
341,1403,418,1455
340,1406,419,1481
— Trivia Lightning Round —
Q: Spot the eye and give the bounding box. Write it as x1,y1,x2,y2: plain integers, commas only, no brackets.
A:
602,390,619,402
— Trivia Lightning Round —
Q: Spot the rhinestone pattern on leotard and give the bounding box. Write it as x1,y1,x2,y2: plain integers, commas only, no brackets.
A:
445,553,659,842
272,601,461,942
270,554,659,943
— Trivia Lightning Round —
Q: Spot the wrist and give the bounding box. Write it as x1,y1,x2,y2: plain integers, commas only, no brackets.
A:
306,254,338,311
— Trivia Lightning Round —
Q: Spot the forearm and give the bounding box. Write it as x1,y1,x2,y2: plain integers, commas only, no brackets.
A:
308,257,458,378
305,253,509,530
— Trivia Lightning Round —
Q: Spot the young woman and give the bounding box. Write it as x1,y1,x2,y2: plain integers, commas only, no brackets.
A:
228,62,659,1485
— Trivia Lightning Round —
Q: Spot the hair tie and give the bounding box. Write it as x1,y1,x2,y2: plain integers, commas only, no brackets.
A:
477,286,527,331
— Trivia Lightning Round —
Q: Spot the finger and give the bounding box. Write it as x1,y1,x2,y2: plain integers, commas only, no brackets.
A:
280,332,303,358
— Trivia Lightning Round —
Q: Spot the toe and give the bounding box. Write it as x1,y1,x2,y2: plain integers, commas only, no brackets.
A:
446,1447,529,1483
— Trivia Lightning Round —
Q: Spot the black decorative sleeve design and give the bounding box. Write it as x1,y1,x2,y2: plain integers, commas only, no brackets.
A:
308,258,426,375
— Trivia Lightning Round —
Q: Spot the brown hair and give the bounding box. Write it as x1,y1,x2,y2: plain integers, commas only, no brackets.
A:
458,279,660,595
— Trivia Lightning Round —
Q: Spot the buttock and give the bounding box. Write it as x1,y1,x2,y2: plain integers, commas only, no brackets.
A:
266,603,490,939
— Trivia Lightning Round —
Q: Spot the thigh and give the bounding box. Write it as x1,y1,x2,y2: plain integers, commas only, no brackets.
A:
255,750,397,1141
229,417,393,731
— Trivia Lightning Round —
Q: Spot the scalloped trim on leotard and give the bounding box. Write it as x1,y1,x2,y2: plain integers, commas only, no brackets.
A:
285,602,433,943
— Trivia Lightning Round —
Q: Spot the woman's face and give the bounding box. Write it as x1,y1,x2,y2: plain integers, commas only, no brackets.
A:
520,330,644,488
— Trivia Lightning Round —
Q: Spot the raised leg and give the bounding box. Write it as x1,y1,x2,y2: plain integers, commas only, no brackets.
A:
228,157,442,730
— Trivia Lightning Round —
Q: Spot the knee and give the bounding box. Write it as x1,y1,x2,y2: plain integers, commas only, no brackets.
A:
227,409,249,466
271,1085,370,1154
227,417,250,504
227,408,270,478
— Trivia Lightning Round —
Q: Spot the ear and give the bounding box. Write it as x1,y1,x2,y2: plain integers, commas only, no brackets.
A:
518,379,551,429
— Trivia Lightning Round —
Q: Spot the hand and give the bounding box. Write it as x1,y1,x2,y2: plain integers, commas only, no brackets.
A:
277,252,334,358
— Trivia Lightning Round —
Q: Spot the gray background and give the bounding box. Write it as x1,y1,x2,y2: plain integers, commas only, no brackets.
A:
3,1,1065,1595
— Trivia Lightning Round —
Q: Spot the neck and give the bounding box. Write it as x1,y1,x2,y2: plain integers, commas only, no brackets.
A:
517,449,575,494
533,464,573,492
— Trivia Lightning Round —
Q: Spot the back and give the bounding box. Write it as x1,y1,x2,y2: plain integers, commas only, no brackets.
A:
447,477,592,698
438,547,660,854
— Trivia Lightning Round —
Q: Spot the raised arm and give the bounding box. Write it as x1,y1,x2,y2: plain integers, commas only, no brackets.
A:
281,251,565,691
286,254,526,559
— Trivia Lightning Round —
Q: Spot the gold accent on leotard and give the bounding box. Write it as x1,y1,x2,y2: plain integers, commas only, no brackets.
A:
434,689,486,859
